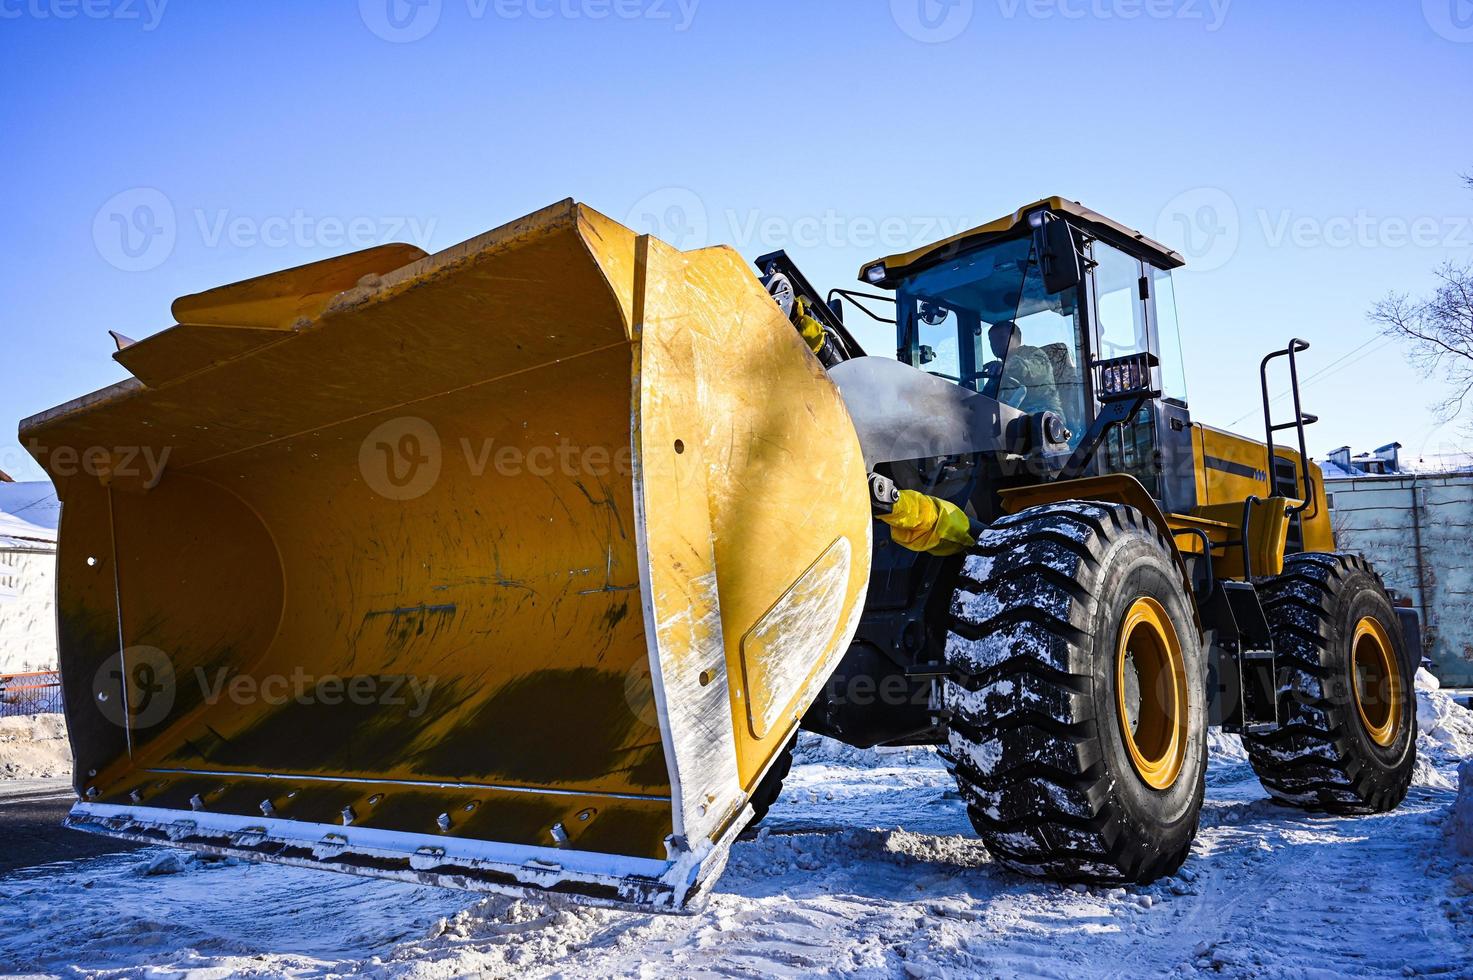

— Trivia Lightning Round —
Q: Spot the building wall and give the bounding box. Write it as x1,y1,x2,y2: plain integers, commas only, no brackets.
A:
1326,472,1473,686
0,550,57,675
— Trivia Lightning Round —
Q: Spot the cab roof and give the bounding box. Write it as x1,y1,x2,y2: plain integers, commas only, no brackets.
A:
859,196,1186,287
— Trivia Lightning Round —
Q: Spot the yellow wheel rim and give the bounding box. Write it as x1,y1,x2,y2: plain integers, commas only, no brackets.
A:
1115,597,1189,791
1351,616,1402,747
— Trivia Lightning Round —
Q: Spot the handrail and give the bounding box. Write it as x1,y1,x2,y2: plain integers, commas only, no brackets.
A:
1259,340,1316,518
1170,527,1215,600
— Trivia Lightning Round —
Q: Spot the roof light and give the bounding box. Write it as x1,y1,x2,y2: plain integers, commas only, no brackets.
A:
1026,209,1048,229
863,262,887,284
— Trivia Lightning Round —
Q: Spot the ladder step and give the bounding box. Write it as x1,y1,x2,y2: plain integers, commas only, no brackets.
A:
1269,414,1319,433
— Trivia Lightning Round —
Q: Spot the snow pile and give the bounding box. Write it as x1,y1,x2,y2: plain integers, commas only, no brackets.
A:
1207,729,1248,763
1450,760,1473,859
0,713,70,779
1415,669,1473,790
793,731,938,768
381,897,621,975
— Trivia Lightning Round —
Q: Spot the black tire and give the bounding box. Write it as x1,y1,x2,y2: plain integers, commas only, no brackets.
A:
1241,553,1416,813
744,736,796,829
944,500,1207,884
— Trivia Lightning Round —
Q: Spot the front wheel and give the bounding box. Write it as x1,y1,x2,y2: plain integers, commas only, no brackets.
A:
944,501,1207,884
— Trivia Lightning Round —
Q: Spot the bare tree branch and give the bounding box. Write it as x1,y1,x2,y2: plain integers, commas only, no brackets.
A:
1372,192,1473,427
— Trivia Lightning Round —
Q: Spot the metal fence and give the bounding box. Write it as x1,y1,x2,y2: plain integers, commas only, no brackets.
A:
0,670,62,716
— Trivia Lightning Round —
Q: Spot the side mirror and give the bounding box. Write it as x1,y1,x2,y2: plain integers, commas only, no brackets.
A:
1032,218,1083,294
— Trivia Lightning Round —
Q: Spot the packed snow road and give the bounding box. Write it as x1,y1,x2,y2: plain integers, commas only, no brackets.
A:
3,685,1472,978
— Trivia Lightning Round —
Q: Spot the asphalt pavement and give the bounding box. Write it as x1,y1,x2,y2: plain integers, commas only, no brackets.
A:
0,778,143,875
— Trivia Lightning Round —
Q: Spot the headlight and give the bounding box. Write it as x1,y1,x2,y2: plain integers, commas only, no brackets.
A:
863,262,887,284
1096,352,1159,402
1100,361,1147,396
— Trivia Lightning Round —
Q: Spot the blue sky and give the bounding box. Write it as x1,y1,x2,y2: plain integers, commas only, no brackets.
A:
2,0,1471,482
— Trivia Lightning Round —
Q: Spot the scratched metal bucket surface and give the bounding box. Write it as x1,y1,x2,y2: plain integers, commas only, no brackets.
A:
20,200,872,910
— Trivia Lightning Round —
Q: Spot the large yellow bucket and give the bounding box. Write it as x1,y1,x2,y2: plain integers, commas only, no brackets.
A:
20,200,871,910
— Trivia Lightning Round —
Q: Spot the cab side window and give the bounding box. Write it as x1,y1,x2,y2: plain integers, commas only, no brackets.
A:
1090,241,1159,492
1093,243,1148,359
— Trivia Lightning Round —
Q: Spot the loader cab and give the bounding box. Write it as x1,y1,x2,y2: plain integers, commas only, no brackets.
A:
868,198,1195,511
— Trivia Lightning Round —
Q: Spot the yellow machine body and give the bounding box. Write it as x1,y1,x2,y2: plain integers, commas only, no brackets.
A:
1000,422,1336,586
20,201,872,911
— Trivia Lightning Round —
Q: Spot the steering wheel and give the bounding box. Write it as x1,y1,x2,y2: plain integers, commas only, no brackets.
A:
1000,378,1029,408
982,360,1029,406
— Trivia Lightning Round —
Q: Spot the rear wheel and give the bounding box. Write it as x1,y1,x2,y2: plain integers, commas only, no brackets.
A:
1242,553,1416,813
944,501,1207,884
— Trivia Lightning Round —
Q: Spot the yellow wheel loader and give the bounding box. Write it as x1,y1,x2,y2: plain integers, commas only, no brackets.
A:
20,197,1419,911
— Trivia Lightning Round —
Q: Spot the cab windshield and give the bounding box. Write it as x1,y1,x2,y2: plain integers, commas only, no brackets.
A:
897,236,1088,448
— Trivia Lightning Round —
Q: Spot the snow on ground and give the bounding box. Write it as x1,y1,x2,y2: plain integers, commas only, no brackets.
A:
0,714,69,780
3,681,1472,977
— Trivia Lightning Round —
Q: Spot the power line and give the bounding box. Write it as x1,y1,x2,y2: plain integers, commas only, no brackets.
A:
1227,335,1397,427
